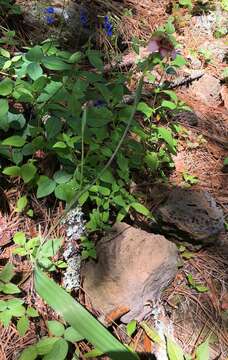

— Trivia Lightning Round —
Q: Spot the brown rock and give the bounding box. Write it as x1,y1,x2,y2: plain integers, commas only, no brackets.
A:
82,223,178,323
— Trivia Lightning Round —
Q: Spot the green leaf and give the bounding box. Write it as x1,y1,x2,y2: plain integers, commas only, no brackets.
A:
10,304,25,316
18,345,37,360
166,337,184,360
157,127,176,154
2,135,26,147
53,170,72,184
7,298,24,308
196,338,209,360
52,141,67,149
86,50,103,71
0,48,10,58
0,78,13,96
16,196,28,212
21,162,37,183
0,99,9,117
26,307,39,317
26,46,43,62
0,263,15,283
78,191,89,206
99,169,115,184
27,62,43,80
126,320,137,337
17,315,29,336
47,320,65,337
64,326,84,343
140,322,161,344
36,337,59,355
144,152,159,172
37,176,56,198
137,102,153,118
162,90,178,103
0,300,7,311
84,348,104,358
13,232,26,246
34,268,139,360
224,157,228,165
43,338,69,360
3,165,21,176
165,18,175,34
42,56,72,71
131,202,150,217
172,54,187,67
161,100,177,110
39,238,61,258
0,310,12,327
68,51,82,63
2,282,21,294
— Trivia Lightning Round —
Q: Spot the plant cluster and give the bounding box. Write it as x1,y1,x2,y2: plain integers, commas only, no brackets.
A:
0,31,187,231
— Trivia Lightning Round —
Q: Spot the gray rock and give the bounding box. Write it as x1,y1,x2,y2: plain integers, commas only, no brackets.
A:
154,187,224,244
188,74,221,106
82,223,178,323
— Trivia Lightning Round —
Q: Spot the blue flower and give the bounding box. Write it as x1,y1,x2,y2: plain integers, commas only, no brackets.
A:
80,9,89,28
94,99,106,107
103,15,113,37
46,15,55,25
44,6,55,14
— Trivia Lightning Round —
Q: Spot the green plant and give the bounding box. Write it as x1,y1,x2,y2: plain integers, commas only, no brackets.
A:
182,171,198,185
187,274,208,293
0,263,20,294
0,0,21,16
178,0,193,9
12,232,67,271
0,36,184,231
199,48,212,63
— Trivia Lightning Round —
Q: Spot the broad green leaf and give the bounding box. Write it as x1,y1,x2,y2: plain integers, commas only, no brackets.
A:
52,141,67,149
10,304,25,316
36,337,59,355
16,196,28,212
7,299,24,308
2,135,26,147
34,268,139,360
140,322,161,344
0,263,15,283
42,56,72,71
27,62,43,80
43,338,68,360
19,345,37,360
26,307,39,317
13,232,26,246
0,78,13,96
54,181,77,203
144,152,159,172
17,315,29,336
162,90,178,103
196,338,209,360
68,51,82,63
26,46,43,62
47,320,65,337
172,54,187,67
86,50,103,71
157,127,176,154
64,326,84,343
3,165,21,176
39,238,61,258
0,99,9,117
137,102,153,117
78,191,89,205
2,282,21,294
99,169,115,184
126,320,137,337
37,176,56,198
131,202,151,217
166,337,184,360
53,170,72,184
0,300,7,311
161,100,177,110
0,309,12,327
21,162,37,183
0,48,10,58
224,157,228,165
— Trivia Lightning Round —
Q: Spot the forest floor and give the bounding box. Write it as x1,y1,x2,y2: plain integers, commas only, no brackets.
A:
0,1,228,359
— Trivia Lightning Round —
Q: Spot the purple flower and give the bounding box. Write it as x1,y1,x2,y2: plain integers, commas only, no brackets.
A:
94,99,106,107
44,6,55,14
103,15,113,37
147,34,177,59
80,9,89,28
46,15,55,25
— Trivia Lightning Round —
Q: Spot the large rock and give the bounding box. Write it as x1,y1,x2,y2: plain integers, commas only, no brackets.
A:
152,187,224,244
188,74,221,106
82,223,178,323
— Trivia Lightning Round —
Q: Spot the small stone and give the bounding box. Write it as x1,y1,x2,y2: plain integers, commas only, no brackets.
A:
154,187,224,244
82,223,178,323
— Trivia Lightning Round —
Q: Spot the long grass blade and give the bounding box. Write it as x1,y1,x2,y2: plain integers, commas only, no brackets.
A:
34,267,139,360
